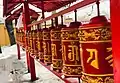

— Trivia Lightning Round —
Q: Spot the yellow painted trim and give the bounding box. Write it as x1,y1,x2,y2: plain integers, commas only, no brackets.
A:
62,40,79,42
51,39,61,41
83,73,113,76
79,26,110,29
79,40,111,43
62,73,82,77
63,64,82,66
61,29,78,32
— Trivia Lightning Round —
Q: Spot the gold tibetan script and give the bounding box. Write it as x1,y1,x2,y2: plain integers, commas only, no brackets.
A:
30,40,32,48
37,41,41,50
51,44,57,57
68,45,79,62
86,49,99,69
105,47,113,67
62,45,66,63
43,42,47,54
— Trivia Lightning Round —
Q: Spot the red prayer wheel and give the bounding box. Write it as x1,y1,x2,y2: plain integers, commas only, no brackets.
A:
18,29,21,45
78,16,113,82
28,31,31,53
22,29,25,48
26,31,29,52
37,29,44,61
19,29,22,46
20,30,22,45
51,25,66,70
29,30,34,55
32,29,38,58
43,28,52,65
61,22,82,77
16,29,19,43
18,30,21,45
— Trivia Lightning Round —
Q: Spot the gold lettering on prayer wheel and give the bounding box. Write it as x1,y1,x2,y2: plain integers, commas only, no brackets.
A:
51,27,63,70
61,22,82,77
78,16,113,83
37,29,44,61
43,28,52,65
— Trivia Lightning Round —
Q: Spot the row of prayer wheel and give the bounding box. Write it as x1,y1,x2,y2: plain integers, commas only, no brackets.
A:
16,28,25,48
16,16,113,83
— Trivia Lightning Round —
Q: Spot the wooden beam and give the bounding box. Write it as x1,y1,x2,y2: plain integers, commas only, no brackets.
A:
8,0,74,4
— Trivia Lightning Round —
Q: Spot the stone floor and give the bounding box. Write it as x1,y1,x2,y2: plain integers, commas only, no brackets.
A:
0,45,65,83
0,45,81,83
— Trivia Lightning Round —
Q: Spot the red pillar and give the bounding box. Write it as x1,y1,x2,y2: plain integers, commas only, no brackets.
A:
23,1,36,81
17,44,21,60
29,55,36,81
110,0,120,82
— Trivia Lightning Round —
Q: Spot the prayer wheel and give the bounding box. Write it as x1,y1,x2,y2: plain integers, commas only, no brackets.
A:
61,22,82,77
20,29,23,46
43,28,52,65
20,30,22,45
29,30,34,55
32,29,38,58
16,29,19,44
51,25,66,71
27,31,31,53
26,31,29,52
22,29,25,48
19,29,22,46
18,30,21,45
37,29,44,61
18,30,21,44
78,16,113,83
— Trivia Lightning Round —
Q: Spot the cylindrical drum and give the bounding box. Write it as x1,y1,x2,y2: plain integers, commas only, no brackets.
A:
19,29,22,46
61,22,82,77
22,29,25,48
26,31,29,52
51,25,66,70
18,29,20,44
43,28,52,65
16,29,19,43
27,31,31,53
20,29,23,46
29,30,34,55
32,29,38,58
37,29,44,61
78,16,113,83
